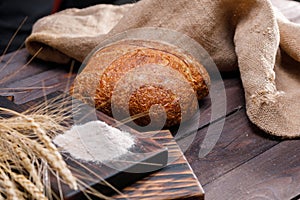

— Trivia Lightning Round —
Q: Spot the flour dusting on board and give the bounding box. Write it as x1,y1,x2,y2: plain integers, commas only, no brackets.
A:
53,121,135,163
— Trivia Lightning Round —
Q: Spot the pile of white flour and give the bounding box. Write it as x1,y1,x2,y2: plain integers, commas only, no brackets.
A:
53,120,135,163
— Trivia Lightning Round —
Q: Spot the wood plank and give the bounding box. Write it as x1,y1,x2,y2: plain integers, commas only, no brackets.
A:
0,49,29,64
167,76,245,142
204,140,300,200
0,49,72,88
2,70,75,104
113,130,204,200
0,95,24,113
184,108,280,186
0,50,76,104
0,50,51,86
198,77,245,128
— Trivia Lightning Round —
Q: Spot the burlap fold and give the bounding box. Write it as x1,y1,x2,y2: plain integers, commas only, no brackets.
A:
25,0,300,138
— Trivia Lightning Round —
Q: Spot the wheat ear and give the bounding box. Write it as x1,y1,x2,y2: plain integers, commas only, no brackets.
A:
0,107,78,191
13,144,43,191
9,171,47,200
0,168,23,200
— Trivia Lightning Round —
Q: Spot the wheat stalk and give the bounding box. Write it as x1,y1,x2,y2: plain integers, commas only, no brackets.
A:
13,144,43,191
9,170,47,200
0,101,79,199
0,167,23,200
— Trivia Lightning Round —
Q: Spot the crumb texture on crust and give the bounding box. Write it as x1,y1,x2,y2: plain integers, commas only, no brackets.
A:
71,40,210,127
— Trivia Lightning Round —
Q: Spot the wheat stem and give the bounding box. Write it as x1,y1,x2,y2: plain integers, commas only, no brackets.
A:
0,47,43,84
13,145,43,191
0,168,21,200
9,171,47,200
0,16,28,62
0,106,78,192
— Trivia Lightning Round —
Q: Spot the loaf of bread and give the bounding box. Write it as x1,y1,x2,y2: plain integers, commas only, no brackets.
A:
71,40,210,128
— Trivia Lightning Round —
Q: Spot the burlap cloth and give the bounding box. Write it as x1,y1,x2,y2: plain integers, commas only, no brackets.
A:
25,0,300,138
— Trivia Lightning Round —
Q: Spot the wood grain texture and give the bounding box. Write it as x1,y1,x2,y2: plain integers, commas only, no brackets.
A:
204,140,300,200
0,95,24,113
184,108,280,186
113,130,204,200
0,49,52,86
0,49,75,104
194,78,245,126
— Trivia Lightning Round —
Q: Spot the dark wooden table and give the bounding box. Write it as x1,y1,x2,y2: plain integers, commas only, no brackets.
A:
1,0,300,199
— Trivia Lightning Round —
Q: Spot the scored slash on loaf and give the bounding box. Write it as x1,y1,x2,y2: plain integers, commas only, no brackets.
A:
70,40,210,128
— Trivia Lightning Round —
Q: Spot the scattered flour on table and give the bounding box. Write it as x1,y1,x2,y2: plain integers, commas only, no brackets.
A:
53,120,135,163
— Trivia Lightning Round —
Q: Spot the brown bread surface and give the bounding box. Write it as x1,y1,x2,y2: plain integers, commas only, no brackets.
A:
71,40,210,128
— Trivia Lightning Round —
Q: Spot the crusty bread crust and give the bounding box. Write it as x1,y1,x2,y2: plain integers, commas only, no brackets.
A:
71,40,210,127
